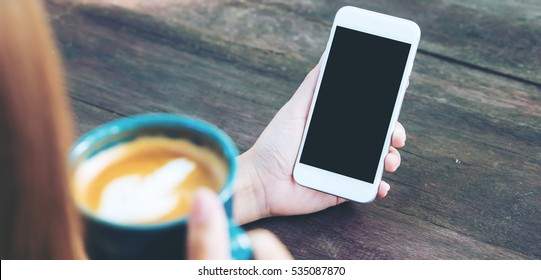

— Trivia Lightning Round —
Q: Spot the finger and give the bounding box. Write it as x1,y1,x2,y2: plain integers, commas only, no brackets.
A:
377,181,391,199
384,146,401,172
391,122,406,148
249,229,293,260
187,188,230,259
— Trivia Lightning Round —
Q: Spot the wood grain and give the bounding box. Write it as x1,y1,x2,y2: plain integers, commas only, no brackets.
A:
251,0,541,85
247,203,530,259
46,1,541,259
53,0,541,84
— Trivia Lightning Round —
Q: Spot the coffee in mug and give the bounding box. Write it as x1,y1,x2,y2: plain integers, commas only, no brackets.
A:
72,137,227,225
68,114,251,259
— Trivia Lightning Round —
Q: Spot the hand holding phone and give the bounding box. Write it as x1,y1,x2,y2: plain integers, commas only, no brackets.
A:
234,61,406,224
293,6,421,203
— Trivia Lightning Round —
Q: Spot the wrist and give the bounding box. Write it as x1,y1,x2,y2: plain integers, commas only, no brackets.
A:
233,149,269,225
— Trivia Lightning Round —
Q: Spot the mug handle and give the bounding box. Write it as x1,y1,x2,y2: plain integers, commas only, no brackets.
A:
228,219,253,260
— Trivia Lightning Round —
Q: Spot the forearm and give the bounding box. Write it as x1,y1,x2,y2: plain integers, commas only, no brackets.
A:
233,150,268,225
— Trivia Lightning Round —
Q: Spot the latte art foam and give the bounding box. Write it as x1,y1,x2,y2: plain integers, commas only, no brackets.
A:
72,137,227,225
97,158,199,224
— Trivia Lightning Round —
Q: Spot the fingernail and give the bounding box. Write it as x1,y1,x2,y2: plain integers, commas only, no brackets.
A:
190,189,213,225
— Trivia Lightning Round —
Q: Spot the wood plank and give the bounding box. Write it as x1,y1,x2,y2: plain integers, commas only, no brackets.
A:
253,60,541,257
247,203,530,259
74,0,540,84
48,2,297,152
248,0,541,85
49,1,541,144
46,2,541,258
51,0,541,83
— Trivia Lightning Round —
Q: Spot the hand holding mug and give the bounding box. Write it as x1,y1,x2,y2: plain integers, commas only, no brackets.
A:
188,188,291,260
70,114,252,259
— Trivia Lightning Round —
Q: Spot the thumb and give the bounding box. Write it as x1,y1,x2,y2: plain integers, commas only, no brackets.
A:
187,188,231,259
249,229,293,260
287,55,324,119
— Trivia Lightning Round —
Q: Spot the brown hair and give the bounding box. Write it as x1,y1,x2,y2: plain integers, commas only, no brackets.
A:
0,0,84,259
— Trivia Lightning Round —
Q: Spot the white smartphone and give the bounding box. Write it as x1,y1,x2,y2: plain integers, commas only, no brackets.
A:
293,6,421,203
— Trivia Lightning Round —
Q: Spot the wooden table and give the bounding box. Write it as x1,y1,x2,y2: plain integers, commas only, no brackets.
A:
46,0,540,259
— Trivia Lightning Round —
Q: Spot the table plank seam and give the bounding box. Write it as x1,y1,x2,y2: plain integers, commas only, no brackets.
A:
417,49,541,89
70,95,126,118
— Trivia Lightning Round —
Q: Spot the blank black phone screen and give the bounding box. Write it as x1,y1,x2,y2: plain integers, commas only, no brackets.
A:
300,26,411,183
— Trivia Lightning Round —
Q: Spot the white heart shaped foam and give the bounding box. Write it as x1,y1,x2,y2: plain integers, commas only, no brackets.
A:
97,158,198,224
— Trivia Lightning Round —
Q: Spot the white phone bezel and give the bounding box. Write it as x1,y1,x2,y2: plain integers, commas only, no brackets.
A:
293,6,421,203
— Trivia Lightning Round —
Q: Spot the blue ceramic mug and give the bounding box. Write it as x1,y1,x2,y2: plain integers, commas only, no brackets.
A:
69,114,252,259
